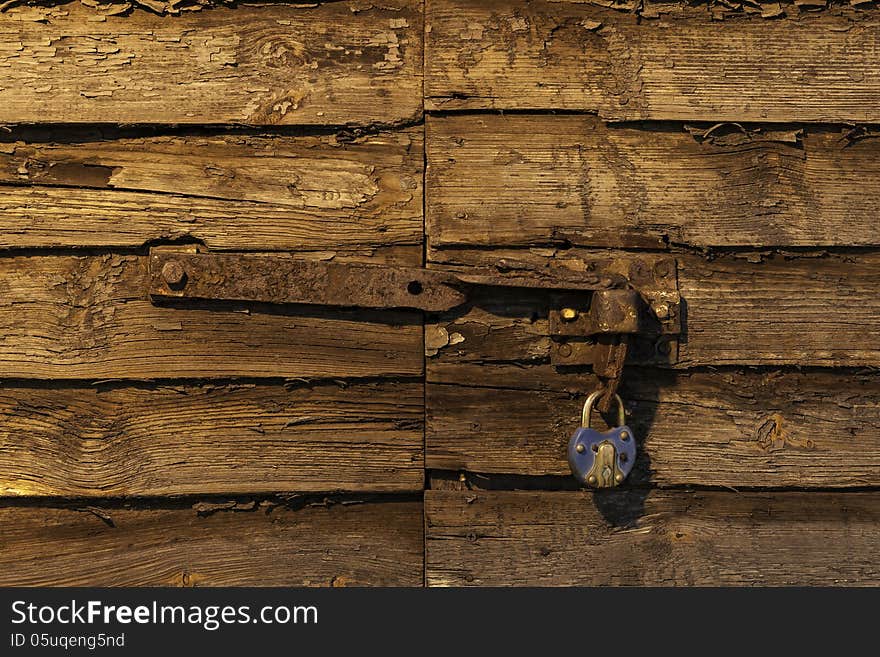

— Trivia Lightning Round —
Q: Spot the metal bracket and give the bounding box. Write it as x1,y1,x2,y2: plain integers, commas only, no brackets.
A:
149,248,681,367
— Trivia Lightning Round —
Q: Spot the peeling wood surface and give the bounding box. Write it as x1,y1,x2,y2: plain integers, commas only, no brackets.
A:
0,255,422,379
0,1,422,125
0,498,423,586
425,490,880,586
427,370,880,487
426,0,880,122
428,116,880,249
0,381,423,496
0,129,422,250
426,250,880,367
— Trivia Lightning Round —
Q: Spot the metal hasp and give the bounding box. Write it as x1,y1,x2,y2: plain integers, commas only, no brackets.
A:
149,248,681,390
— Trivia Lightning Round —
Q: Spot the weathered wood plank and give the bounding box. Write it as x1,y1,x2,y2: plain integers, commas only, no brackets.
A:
0,129,422,250
1,498,423,586
426,249,880,367
426,490,880,586
427,370,880,487
0,1,422,125
0,255,422,379
0,380,422,496
426,0,880,121
428,116,880,249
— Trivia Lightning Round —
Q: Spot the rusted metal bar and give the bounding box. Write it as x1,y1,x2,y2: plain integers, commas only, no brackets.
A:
150,251,468,312
149,250,652,313
149,249,681,368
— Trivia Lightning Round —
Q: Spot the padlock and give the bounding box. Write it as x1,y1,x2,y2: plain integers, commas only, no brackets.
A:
567,391,636,488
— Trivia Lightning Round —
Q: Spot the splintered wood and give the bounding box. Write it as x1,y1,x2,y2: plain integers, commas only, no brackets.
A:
426,491,880,586
0,381,424,496
426,0,880,122
0,1,423,125
0,499,424,586
0,129,424,250
428,116,880,249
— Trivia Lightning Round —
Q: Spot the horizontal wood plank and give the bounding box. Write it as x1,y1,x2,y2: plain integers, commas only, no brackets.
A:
1,498,423,586
428,116,880,249
0,129,422,250
426,490,880,586
0,380,422,496
0,255,422,379
426,249,880,367
428,370,880,487
426,0,880,121
0,1,422,125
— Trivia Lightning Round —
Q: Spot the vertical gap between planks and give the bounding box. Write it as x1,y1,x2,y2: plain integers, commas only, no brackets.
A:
421,0,428,588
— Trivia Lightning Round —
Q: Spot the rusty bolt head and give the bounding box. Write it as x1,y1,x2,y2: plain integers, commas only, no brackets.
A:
161,260,187,287
655,339,672,356
557,343,573,358
654,303,671,320
653,259,674,279
560,307,578,322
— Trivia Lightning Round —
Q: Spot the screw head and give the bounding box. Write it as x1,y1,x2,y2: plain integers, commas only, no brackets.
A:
576,443,585,454
560,307,578,322
161,260,187,287
557,343,572,358
654,260,674,279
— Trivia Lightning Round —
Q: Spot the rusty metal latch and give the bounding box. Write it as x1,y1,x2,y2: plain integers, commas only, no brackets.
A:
148,248,681,401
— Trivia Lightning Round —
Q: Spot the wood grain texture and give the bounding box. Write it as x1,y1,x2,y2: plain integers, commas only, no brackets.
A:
428,116,880,249
426,0,880,121
428,370,880,487
426,249,880,367
426,490,880,586
1,498,423,586
0,380,423,496
0,254,422,379
0,129,422,250
0,1,422,125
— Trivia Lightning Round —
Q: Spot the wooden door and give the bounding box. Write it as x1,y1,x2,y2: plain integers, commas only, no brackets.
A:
0,0,878,587
422,0,880,585
0,1,425,586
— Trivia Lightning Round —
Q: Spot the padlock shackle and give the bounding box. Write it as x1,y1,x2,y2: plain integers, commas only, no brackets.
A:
581,391,626,428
